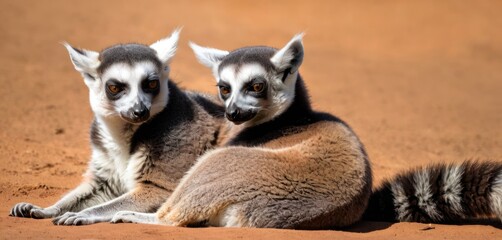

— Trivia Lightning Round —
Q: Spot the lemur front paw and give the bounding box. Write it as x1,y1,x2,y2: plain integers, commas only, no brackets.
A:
53,212,108,226
10,202,58,219
111,211,139,223
111,211,159,224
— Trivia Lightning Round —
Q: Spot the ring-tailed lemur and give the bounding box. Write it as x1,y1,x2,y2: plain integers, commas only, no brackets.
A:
111,34,373,229
9,29,226,226
112,34,502,228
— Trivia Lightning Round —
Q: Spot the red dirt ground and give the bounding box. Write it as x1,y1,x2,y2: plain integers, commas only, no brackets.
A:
1,0,501,239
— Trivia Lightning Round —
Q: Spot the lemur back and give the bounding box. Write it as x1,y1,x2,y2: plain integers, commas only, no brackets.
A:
112,35,372,228
10,30,226,226
227,83,372,228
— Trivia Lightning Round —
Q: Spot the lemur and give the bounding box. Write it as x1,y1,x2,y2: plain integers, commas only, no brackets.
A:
9,29,226,226
112,34,502,228
111,34,372,228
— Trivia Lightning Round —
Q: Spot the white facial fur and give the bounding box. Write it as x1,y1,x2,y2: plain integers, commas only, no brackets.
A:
219,63,267,109
218,63,298,126
191,33,304,127
95,61,169,121
64,29,180,123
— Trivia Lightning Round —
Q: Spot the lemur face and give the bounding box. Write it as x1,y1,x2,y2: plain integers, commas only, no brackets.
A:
98,60,165,124
190,34,304,126
217,63,270,124
64,29,180,124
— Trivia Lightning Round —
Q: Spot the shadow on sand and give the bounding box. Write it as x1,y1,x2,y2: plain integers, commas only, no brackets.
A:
343,219,501,233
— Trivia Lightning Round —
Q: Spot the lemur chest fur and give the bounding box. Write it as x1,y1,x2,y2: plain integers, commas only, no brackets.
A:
91,117,145,192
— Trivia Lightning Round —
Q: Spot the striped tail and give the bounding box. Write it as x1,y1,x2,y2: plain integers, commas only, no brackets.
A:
363,161,502,223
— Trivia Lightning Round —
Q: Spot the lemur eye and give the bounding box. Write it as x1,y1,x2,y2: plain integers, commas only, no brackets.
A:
107,85,122,94
105,79,127,99
219,86,231,95
252,83,264,92
148,80,159,89
142,74,160,93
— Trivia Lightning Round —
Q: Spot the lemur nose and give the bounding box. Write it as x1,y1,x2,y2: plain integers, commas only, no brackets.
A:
225,106,256,124
229,109,240,120
133,108,148,118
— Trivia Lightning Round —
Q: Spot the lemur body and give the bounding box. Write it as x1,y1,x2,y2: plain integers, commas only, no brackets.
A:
10,30,226,225
112,35,372,228
112,34,502,228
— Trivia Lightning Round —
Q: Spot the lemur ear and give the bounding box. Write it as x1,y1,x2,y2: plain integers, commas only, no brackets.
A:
270,33,304,74
63,43,100,77
150,28,181,64
189,42,229,69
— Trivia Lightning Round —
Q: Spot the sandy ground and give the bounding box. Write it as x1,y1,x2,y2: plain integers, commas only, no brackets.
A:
1,0,501,239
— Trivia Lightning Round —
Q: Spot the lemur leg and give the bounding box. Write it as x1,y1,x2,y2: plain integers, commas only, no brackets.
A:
152,147,283,227
53,183,169,225
10,176,117,219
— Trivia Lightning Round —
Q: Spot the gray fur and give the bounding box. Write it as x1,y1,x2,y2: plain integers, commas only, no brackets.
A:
218,46,276,74
413,169,442,221
10,30,226,226
112,34,372,229
97,44,162,74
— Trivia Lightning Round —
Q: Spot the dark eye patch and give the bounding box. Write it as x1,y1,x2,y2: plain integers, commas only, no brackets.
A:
217,80,231,100
105,79,128,100
142,72,160,95
244,77,268,99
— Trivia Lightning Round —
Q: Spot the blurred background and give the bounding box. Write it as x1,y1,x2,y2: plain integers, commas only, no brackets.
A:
0,0,501,200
